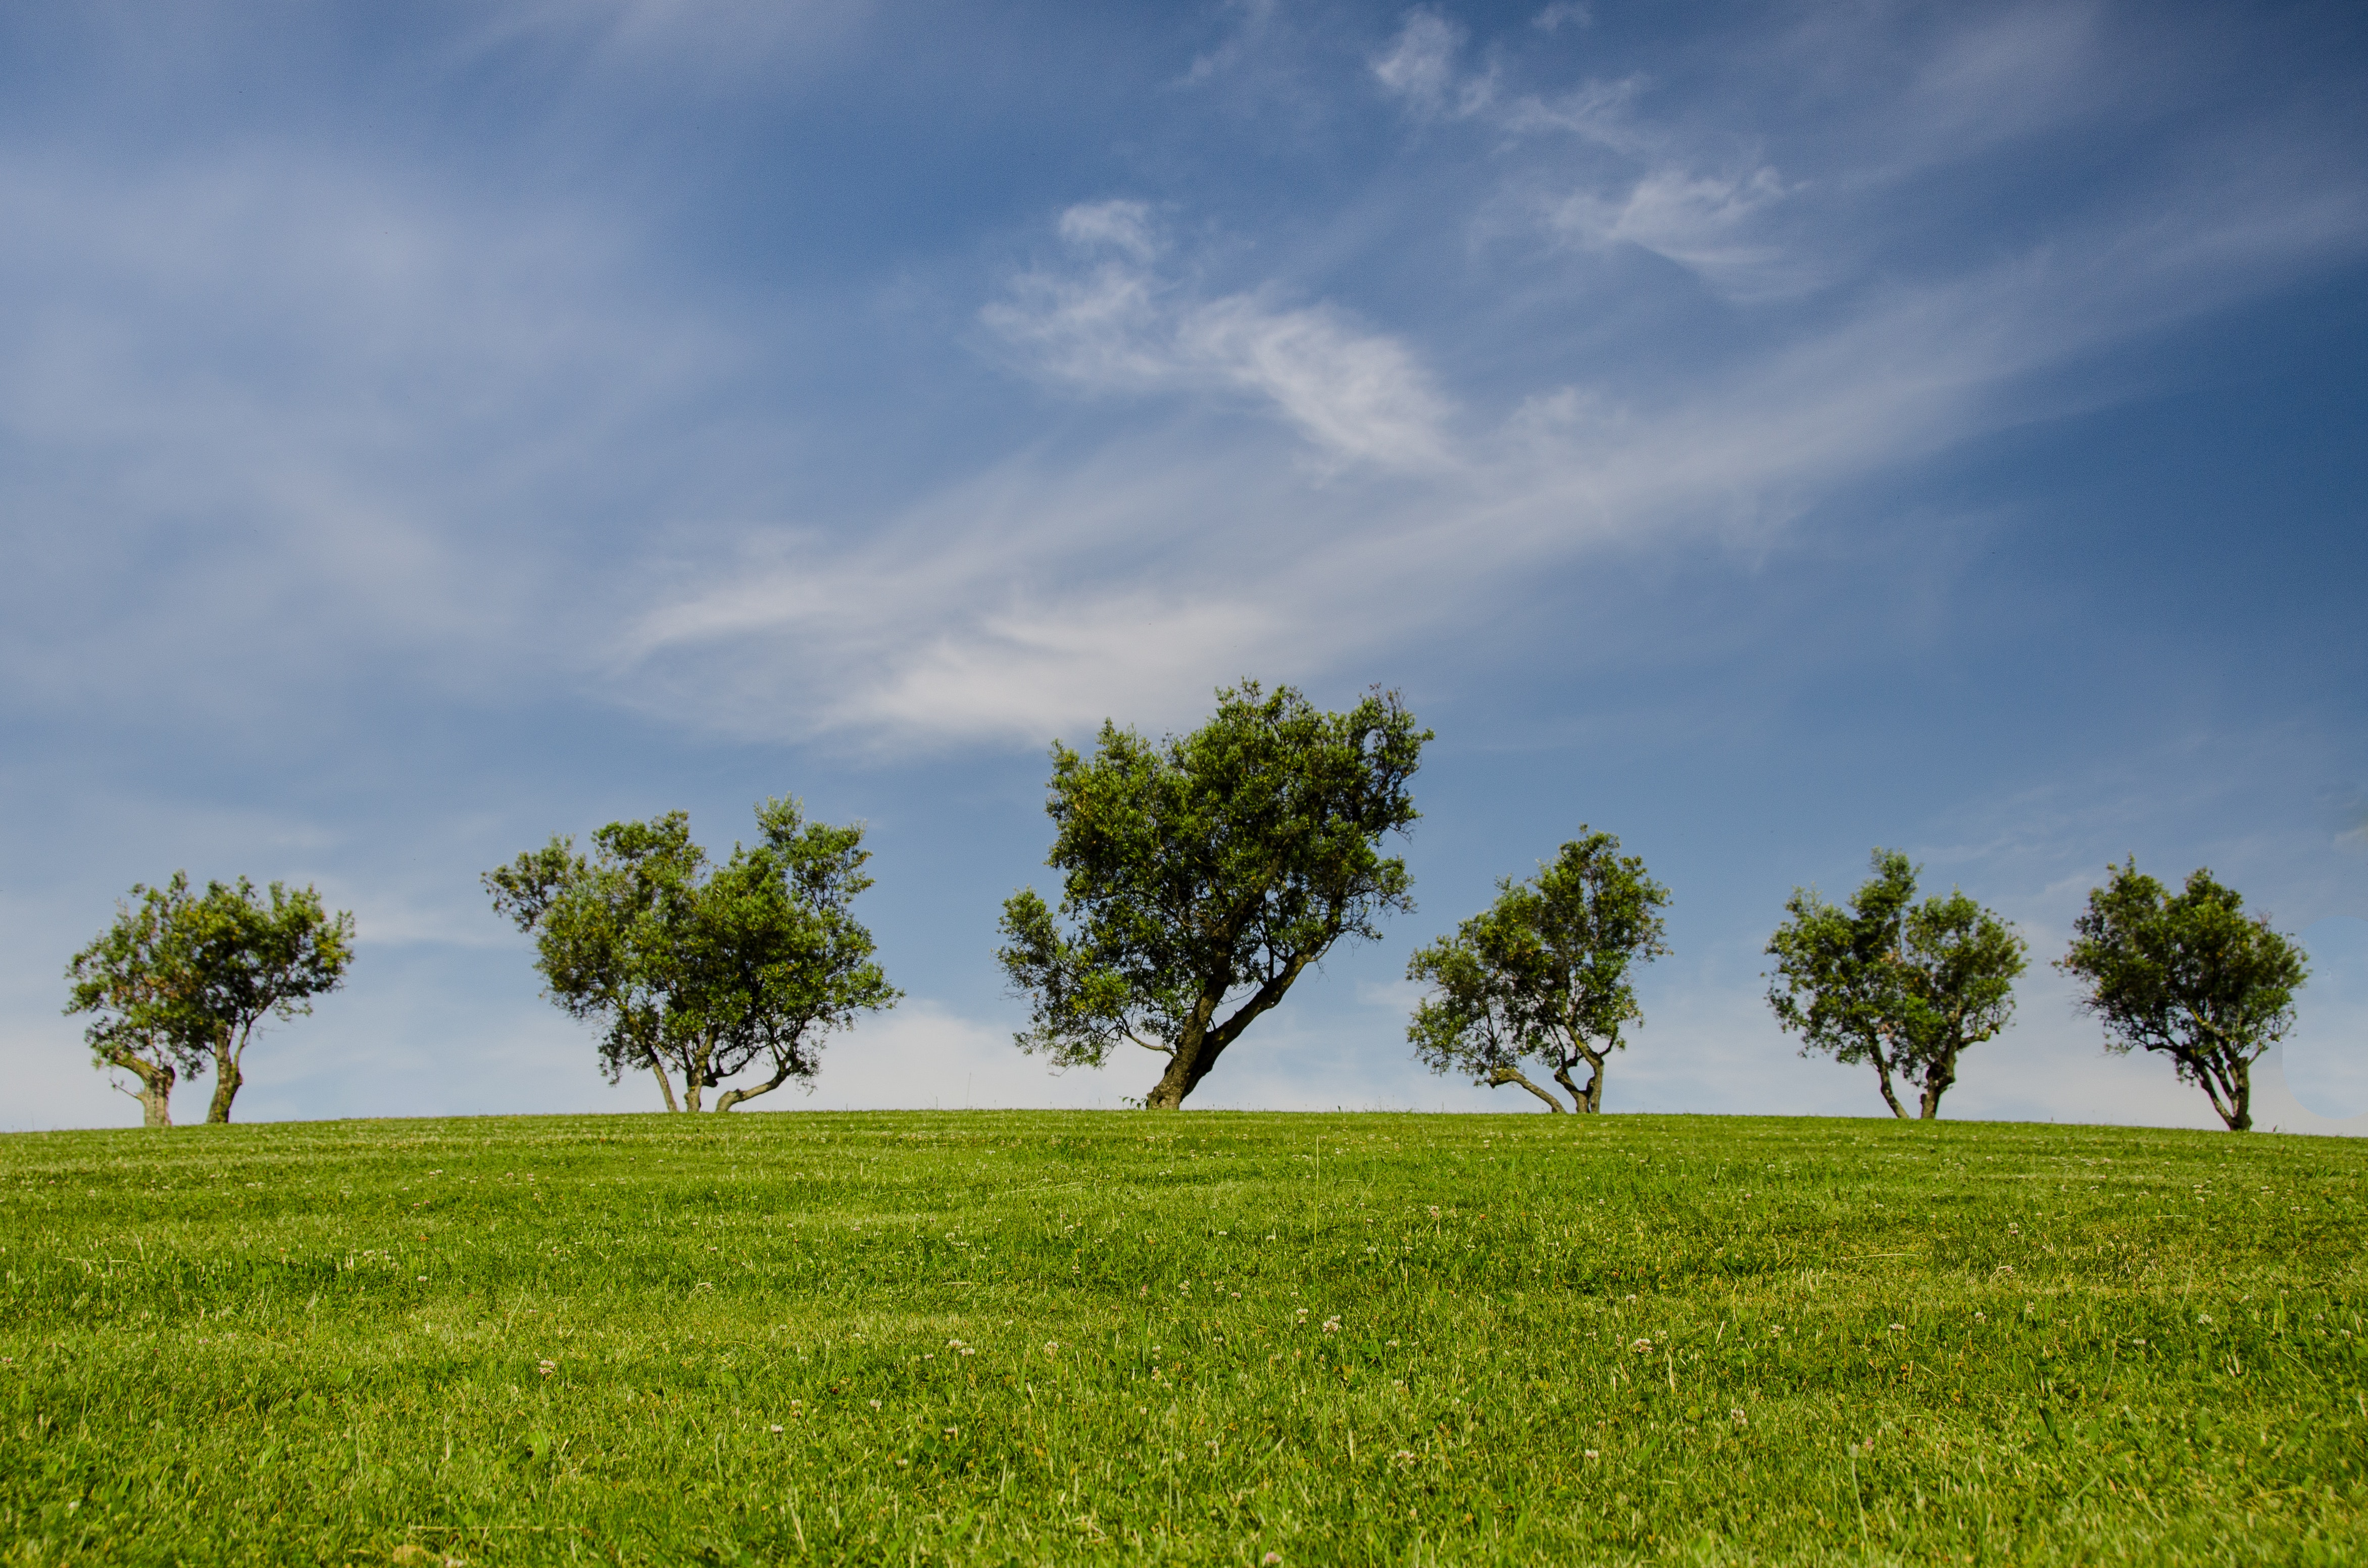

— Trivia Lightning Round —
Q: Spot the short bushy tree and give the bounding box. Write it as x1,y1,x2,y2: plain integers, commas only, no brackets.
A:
1406,831,1670,1112
487,797,898,1111
2057,860,2306,1132
997,681,1427,1109
65,872,355,1125
1765,850,2024,1119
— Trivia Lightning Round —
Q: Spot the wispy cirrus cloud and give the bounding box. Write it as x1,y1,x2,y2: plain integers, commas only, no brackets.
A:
981,200,1455,472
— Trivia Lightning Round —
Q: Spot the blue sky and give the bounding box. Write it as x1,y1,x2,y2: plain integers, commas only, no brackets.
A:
5,0,2365,1132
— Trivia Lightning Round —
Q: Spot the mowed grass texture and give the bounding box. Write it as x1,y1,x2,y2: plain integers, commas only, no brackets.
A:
3,1113,2364,1566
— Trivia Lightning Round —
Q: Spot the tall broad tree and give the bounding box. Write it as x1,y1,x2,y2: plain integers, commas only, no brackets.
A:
1765,850,2025,1119
1406,830,1670,1112
486,797,899,1112
2056,860,2306,1132
997,681,1428,1109
65,872,356,1126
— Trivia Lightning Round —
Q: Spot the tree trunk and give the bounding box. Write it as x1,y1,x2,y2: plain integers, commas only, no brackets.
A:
1867,1037,1906,1120
1553,1047,1607,1114
1146,1047,1209,1108
715,1062,797,1112
109,1051,175,1128
2180,1046,2252,1131
1144,958,1310,1108
1489,1065,1565,1111
206,1058,241,1124
2222,1056,2252,1132
649,1058,680,1112
205,1029,243,1124
1916,1049,1957,1120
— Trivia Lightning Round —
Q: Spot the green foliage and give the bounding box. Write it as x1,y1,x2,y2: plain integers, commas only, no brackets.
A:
2,1112,2361,1566
1765,850,2026,1120
64,872,355,1126
997,681,1428,1108
486,798,898,1112
1406,830,1670,1112
2057,861,2307,1133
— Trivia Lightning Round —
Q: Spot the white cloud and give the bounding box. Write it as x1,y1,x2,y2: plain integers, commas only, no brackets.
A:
1544,166,1804,296
1372,10,1469,112
983,204,1455,471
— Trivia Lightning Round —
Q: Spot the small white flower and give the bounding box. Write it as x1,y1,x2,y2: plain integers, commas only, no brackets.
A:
769,1424,783,1433
868,1398,881,1409
1889,1323,1905,1332
1731,1408,1748,1427
1583,1449,1600,1459
1631,1338,1652,1354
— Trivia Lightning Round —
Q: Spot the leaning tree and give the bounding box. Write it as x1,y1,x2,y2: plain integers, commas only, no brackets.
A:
1406,830,1670,1112
486,796,899,1111
65,872,355,1125
997,680,1428,1108
2056,859,2306,1132
1765,849,2024,1119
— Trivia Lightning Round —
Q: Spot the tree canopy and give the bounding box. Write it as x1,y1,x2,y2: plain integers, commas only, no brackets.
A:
486,797,899,1111
1406,830,1670,1112
65,872,355,1125
997,681,1428,1108
1765,850,2024,1119
2056,860,2306,1132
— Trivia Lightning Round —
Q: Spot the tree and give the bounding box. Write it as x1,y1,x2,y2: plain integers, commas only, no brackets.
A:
486,797,899,1112
997,681,1428,1109
1405,830,1670,1112
1764,850,2025,1120
2056,860,2306,1132
65,877,204,1127
65,872,356,1126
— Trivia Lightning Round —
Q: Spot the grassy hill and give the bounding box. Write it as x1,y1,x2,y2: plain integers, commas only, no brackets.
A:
2,1110,2362,1565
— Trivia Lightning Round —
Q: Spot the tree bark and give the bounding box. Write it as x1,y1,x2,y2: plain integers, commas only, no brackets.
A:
715,1061,798,1112
1867,1036,1906,1120
1916,1049,1957,1120
649,1058,681,1112
108,1051,175,1128
1489,1065,1565,1111
205,1028,243,1124
1553,1047,1607,1114
206,1060,241,1123
2220,1056,2252,1132
1145,957,1311,1108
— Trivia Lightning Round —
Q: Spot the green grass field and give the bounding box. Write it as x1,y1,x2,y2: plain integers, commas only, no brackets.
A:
3,1111,2363,1565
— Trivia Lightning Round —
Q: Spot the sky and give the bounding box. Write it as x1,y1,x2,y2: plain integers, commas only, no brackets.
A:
3,0,2365,1135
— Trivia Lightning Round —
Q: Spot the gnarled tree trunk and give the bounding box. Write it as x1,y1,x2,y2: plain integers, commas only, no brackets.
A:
1552,1045,1608,1113
108,1050,175,1128
1490,1065,1565,1110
